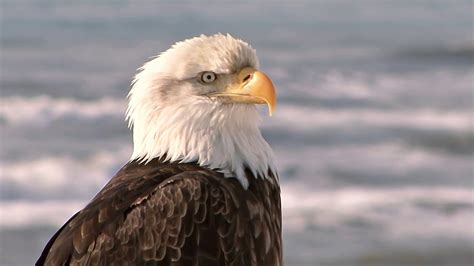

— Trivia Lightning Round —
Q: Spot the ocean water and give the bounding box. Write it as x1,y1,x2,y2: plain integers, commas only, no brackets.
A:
1,1,473,265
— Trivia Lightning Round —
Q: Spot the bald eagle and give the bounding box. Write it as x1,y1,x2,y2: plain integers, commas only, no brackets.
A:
37,34,281,266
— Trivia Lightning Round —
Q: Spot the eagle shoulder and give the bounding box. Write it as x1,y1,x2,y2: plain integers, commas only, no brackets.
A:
37,160,281,266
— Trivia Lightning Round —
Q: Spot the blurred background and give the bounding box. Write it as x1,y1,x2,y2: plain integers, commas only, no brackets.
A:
1,0,473,265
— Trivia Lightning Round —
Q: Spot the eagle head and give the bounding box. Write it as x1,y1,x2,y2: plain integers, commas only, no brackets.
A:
126,34,277,188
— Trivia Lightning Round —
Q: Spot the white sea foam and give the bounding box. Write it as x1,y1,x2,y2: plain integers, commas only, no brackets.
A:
1,145,472,240
268,105,472,132
1,147,131,199
0,200,86,228
0,96,126,125
1,96,471,134
281,67,473,102
1,186,472,242
273,141,474,189
282,185,474,239
2,140,471,200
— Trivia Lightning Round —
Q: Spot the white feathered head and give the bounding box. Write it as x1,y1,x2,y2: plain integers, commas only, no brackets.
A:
126,34,277,188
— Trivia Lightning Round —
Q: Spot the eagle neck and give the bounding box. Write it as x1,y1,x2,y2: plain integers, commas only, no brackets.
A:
128,99,277,189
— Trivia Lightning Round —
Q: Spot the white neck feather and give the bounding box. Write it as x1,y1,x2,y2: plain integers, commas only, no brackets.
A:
127,94,276,189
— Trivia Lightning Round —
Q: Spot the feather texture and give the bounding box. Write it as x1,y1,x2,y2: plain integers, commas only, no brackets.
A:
126,34,277,188
37,158,282,266
37,34,282,265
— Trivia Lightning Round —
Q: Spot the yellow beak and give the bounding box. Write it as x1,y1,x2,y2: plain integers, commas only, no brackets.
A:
209,67,277,116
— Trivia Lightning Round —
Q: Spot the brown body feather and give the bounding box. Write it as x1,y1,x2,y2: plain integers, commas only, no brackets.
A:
36,158,282,266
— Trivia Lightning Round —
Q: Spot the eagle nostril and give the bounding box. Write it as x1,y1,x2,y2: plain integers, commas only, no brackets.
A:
243,74,252,83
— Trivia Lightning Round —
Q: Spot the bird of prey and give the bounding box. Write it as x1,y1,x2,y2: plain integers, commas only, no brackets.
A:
37,33,281,266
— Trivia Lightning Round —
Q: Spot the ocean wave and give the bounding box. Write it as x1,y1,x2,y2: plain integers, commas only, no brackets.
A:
2,140,472,201
0,200,86,229
280,69,473,110
1,96,471,134
0,147,131,200
267,105,472,132
282,185,474,239
0,96,126,125
1,142,472,239
1,186,472,241
396,44,474,62
273,142,473,188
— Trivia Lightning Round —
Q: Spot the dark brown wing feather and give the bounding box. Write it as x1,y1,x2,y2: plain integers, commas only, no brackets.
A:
36,158,282,266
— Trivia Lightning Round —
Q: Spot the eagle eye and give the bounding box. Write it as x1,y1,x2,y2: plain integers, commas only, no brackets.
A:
200,71,217,83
